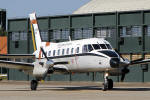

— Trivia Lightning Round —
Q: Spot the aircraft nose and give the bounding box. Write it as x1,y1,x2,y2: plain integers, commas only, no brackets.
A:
110,58,120,68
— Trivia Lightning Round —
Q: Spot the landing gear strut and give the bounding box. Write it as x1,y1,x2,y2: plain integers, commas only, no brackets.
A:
102,73,113,91
31,80,38,90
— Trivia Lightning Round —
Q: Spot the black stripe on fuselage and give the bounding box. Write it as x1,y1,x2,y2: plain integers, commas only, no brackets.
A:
54,62,69,65
37,53,107,59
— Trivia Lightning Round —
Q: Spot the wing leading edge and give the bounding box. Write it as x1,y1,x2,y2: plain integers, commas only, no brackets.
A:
0,54,35,59
0,60,34,70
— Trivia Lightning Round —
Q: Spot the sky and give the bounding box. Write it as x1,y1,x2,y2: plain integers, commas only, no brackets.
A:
0,0,90,18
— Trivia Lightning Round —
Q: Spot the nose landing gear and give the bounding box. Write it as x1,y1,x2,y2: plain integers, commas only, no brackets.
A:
102,73,113,91
31,80,38,90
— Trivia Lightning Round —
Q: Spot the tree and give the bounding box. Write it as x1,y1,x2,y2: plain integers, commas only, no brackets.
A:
0,27,7,36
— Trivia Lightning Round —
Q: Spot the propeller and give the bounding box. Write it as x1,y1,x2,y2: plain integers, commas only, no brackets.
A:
114,49,129,82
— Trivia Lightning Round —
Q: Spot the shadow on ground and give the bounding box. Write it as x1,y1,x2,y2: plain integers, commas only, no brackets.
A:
38,86,150,91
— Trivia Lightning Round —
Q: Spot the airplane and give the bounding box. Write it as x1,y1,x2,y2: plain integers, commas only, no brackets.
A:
0,12,150,91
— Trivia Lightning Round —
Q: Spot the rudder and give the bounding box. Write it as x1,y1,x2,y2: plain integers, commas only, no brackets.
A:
29,12,42,51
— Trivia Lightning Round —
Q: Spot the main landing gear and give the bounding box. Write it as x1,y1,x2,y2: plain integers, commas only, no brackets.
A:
102,73,113,91
31,80,38,90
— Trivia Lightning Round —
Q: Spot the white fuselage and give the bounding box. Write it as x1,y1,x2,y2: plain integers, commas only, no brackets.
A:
34,38,121,73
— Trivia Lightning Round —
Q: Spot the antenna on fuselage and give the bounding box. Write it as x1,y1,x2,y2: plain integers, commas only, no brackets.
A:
69,36,71,41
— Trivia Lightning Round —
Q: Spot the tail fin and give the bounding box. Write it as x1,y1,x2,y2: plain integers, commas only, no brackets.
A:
29,12,42,51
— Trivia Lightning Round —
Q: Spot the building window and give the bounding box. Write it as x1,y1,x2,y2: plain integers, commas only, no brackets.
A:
15,41,19,48
12,32,19,41
20,32,27,40
82,28,93,39
73,28,82,39
72,28,93,39
62,29,70,40
120,26,142,37
95,27,115,38
12,32,27,41
145,25,150,36
41,31,48,41
53,30,61,40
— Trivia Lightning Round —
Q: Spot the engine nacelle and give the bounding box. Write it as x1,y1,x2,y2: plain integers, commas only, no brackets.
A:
32,59,54,78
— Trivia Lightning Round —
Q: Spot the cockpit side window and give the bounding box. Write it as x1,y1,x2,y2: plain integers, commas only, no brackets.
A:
82,45,88,53
100,44,107,49
92,44,101,50
106,44,112,49
88,44,93,52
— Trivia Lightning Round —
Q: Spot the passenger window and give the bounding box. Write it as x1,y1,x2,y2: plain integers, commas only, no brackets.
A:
76,47,79,53
100,44,107,49
66,48,69,55
53,50,56,56
71,48,74,54
88,44,93,52
57,49,60,56
83,45,88,53
62,49,65,55
92,44,101,50
48,51,51,56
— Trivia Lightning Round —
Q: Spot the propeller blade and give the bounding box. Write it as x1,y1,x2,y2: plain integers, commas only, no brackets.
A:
121,68,130,82
130,58,144,64
40,47,49,61
121,73,125,82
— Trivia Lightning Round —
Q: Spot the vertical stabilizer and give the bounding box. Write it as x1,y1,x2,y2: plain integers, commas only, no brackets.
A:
29,12,42,51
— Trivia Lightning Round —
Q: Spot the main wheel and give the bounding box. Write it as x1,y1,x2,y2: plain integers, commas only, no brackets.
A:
108,79,113,90
31,80,38,90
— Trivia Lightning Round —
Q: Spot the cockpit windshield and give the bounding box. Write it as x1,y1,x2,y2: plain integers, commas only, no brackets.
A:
99,44,107,49
106,44,112,49
83,43,112,53
92,44,101,50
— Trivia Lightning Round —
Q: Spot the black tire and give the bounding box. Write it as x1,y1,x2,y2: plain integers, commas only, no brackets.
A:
108,79,113,90
31,80,38,90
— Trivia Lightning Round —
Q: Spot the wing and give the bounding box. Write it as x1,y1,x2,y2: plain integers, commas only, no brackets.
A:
0,60,34,70
0,54,35,59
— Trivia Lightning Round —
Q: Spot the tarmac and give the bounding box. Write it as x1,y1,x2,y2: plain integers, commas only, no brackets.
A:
0,81,150,100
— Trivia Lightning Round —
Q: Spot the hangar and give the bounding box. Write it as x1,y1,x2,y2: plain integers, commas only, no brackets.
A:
6,0,150,82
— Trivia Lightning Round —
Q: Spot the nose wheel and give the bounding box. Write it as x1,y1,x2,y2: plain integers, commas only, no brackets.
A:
102,73,113,91
31,80,38,90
